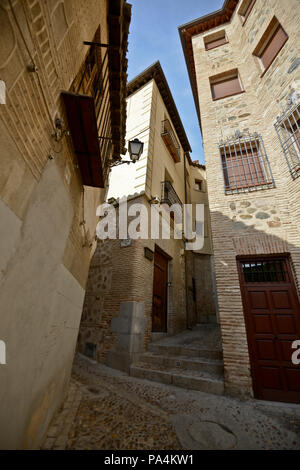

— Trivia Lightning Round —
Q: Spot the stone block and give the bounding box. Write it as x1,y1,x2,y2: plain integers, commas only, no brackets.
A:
110,301,146,335
106,301,146,372
106,351,132,373
115,333,144,353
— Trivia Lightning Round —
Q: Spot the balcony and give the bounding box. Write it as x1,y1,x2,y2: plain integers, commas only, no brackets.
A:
161,119,181,163
161,180,182,222
61,4,131,188
161,180,182,206
61,44,111,188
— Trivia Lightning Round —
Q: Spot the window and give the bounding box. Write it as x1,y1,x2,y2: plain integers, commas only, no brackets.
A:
204,30,228,50
161,118,181,163
219,133,275,194
239,0,256,25
242,260,286,283
210,70,243,101
253,18,288,75
195,180,202,191
274,99,300,180
165,168,174,185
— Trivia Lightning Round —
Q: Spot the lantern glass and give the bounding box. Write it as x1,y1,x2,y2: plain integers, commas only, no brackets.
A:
128,138,143,162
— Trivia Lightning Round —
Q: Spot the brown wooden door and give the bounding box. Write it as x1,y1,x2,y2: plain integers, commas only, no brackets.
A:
238,257,300,404
152,249,168,332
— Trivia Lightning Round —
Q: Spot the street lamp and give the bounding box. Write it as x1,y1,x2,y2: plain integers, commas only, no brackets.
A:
128,138,144,162
110,138,144,167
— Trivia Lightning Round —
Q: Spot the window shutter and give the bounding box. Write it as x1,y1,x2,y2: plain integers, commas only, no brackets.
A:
243,0,256,23
260,25,288,70
211,76,242,100
205,36,227,50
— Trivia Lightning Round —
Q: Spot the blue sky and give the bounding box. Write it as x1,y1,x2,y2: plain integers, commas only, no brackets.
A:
127,0,224,164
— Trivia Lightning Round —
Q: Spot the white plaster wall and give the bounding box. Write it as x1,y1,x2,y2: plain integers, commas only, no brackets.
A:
107,81,153,200
0,161,85,449
149,81,186,205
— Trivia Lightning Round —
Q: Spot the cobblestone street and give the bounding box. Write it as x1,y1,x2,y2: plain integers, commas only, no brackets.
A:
41,354,300,450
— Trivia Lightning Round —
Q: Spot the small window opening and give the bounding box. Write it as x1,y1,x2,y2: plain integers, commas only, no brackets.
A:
253,17,288,76
210,70,243,101
219,133,275,194
238,0,257,26
275,99,300,180
204,30,228,50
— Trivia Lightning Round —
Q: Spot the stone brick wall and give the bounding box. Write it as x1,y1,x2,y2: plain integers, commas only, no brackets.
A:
79,68,218,367
191,0,300,396
194,254,217,323
0,0,126,448
78,194,188,365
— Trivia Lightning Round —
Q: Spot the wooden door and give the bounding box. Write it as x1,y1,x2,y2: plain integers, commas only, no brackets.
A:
238,257,300,404
152,249,168,332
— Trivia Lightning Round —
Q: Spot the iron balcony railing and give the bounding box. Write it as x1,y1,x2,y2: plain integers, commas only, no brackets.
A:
161,180,182,207
73,45,112,178
274,98,300,180
161,119,181,163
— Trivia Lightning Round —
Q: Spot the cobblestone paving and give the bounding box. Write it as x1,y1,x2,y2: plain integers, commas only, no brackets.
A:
41,353,300,450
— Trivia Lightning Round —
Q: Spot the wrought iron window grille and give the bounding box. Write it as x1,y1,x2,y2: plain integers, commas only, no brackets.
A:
274,97,300,180
76,41,114,180
218,132,275,195
160,180,183,223
242,260,286,283
161,180,182,207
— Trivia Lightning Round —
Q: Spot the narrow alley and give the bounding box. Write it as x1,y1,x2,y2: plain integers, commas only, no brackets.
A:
42,328,300,451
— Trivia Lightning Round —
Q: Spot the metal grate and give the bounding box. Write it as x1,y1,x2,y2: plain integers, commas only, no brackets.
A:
161,180,182,207
219,133,275,195
242,260,286,283
72,41,113,180
274,99,300,180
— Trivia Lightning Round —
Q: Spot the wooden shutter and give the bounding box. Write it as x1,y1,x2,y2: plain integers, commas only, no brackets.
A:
243,0,256,23
260,25,288,70
223,148,266,189
211,76,242,100
205,36,227,50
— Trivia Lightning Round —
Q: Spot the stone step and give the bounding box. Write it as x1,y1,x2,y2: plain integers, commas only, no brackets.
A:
150,332,168,343
141,351,224,375
148,342,223,361
130,362,224,395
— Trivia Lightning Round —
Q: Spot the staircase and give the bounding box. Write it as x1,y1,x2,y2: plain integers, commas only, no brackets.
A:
130,324,224,395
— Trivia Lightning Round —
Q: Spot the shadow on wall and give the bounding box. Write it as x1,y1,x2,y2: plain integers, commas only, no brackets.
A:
209,206,300,398
76,237,138,363
74,203,300,398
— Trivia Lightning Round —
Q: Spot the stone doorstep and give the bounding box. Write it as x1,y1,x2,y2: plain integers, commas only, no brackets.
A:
150,332,168,342
148,343,223,360
130,363,224,396
141,351,224,375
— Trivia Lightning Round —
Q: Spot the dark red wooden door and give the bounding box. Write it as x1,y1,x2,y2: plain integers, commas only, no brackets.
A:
152,250,168,332
238,257,300,404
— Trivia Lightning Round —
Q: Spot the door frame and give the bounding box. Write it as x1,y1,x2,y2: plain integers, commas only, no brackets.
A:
236,253,300,400
152,245,171,333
